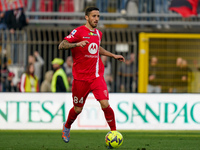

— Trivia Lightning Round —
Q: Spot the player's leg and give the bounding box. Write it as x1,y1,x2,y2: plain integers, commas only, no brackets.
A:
62,106,83,143
91,76,116,131
62,79,90,143
64,106,82,128
99,100,116,131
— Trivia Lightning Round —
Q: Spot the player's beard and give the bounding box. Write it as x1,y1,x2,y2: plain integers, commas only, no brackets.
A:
88,19,97,28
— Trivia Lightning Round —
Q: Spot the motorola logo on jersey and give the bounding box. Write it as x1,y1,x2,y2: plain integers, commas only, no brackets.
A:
88,43,98,54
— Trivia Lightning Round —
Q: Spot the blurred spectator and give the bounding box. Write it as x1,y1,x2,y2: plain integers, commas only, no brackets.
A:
179,59,192,93
6,8,28,33
96,0,108,27
118,53,136,92
7,72,16,92
0,11,7,30
193,59,200,71
148,56,162,93
53,0,62,12
63,56,73,91
0,50,9,92
138,0,152,25
74,0,85,12
96,0,108,13
101,55,113,92
51,58,69,92
117,0,128,14
40,70,53,92
169,57,183,93
0,11,7,50
154,0,170,29
20,63,39,92
7,64,24,92
126,0,138,16
28,51,44,84
5,7,28,64
27,0,41,12
182,17,192,29
26,0,41,19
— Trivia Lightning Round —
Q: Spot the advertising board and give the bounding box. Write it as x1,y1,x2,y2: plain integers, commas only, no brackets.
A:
0,93,199,130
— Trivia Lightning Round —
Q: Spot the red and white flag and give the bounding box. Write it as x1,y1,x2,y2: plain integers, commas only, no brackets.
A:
0,0,24,12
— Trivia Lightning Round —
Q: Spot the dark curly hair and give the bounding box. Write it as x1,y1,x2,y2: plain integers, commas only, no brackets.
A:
85,6,99,16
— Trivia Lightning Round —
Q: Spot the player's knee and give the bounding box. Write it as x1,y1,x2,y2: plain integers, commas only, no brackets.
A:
99,100,109,109
74,106,83,114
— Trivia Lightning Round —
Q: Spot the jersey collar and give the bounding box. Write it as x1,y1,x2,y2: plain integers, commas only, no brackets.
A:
84,25,96,33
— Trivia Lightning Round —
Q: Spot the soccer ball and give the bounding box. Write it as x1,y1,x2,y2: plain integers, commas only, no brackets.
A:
105,131,123,149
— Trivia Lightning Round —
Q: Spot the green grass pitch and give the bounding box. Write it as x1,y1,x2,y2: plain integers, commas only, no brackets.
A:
0,130,200,150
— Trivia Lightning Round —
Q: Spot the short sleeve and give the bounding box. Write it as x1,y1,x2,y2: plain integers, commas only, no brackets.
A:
64,29,79,43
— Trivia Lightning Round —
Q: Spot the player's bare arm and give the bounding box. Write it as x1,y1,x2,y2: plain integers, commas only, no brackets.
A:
58,40,76,50
58,40,89,50
99,46,125,62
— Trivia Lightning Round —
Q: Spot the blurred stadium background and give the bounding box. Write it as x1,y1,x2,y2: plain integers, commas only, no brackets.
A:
1,0,200,93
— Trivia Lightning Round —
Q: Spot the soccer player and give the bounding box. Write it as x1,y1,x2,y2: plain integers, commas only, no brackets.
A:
58,6,125,143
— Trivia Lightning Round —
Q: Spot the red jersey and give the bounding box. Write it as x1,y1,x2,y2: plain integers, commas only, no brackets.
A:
64,25,104,81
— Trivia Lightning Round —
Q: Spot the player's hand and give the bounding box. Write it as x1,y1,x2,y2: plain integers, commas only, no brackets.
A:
114,55,125,62
76,40,89,47
34,51,39,57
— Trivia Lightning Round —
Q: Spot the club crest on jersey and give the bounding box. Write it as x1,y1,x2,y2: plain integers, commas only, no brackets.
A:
88,43,98,54
71,29,77,35
88,32,97,36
